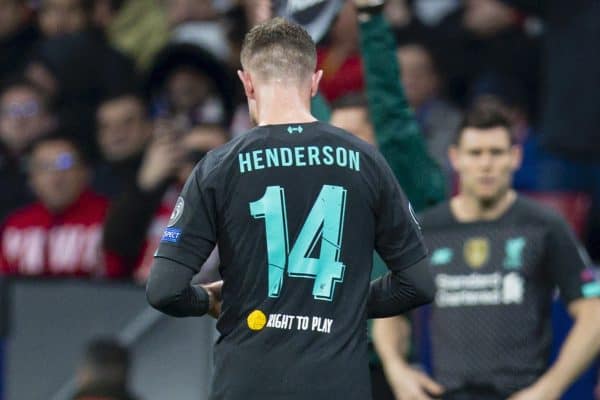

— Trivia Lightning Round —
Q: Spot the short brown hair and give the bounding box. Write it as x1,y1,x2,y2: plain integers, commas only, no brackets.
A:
240,17,316,81
454,97,516,145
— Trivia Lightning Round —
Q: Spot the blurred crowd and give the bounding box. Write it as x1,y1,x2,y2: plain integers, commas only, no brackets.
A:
0,0,598,285
1,1,599,399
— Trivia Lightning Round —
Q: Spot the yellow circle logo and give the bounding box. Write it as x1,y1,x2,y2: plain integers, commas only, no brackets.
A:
247,310,267,331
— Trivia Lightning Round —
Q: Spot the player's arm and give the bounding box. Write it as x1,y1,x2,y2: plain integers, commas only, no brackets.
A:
146,258,210,316
367,259,434,318
146,156,220,318
509,217,600,400
508,297,600,400
369,153,435,318
373,315,444,400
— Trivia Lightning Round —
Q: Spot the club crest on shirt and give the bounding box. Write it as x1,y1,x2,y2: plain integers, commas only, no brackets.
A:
167,196,184,227
463,237,489,269
503,237,526,269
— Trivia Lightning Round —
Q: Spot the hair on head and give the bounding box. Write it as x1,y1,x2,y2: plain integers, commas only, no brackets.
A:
454,96,516,145
240,17,316,81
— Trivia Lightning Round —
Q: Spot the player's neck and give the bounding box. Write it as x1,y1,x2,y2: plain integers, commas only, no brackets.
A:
451,189,517,222
255,84,316,126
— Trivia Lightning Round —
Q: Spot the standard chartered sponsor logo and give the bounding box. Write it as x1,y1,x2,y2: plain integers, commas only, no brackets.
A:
502,273,525,304
436,272,502,290
436,272,524,307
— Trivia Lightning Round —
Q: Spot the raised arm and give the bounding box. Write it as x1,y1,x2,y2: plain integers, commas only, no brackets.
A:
357,2,445,212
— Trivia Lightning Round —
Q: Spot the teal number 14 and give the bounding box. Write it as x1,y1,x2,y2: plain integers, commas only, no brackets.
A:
249,185,347,301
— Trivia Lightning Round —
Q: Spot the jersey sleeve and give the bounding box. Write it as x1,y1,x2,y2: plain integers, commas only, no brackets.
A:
153,156,219,272
545,214,598,303
374,156,428,271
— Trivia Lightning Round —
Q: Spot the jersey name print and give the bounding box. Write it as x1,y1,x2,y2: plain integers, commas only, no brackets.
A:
154,121,426,400
237,145,360,173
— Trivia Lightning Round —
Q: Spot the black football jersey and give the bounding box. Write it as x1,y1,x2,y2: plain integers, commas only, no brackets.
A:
154,121,427,400
419,196,598,395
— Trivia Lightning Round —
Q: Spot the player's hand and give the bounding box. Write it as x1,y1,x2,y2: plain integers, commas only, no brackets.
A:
201,280,223,319
386,363,444,400
507,382,560,400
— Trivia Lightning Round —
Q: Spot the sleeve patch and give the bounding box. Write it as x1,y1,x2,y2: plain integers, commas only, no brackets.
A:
161,227,182,243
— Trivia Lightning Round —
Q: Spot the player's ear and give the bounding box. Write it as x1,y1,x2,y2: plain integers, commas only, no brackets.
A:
237,70,256,100
310,69,324,97
510,144,523,171
448,145,460,172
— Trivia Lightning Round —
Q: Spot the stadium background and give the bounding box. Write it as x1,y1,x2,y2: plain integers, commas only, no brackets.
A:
0,0,598,399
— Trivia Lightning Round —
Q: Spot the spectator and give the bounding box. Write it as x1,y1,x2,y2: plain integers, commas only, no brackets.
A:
76,338,132,390
26,29,138,159
74,337,138,400
163,0,233,64
316,1,364,102
92,0,169,70
0,135,124,277
0,78,55,221
146,43,234,130
93,92,152,197
330,92,374,145
0,0,40,83
97,91,227,281
397,40,461,179
427,0,541,113
500,0,600,261
38,0,92,38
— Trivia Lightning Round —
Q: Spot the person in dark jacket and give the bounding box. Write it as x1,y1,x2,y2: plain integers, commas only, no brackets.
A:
0,0,40,83
26,30,138,160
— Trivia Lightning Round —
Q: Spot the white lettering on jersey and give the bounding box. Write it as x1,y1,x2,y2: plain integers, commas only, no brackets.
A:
20,228,45,275
3,225,103,275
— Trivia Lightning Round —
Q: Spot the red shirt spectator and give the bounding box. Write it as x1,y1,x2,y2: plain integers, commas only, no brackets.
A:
0,190,116,277
0,135,124,278
315,3,364,103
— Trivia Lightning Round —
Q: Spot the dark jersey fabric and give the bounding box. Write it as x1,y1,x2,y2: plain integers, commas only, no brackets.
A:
418,196,594,395
154,121,426,400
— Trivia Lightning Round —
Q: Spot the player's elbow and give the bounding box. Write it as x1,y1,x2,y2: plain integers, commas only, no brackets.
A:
146,278,176,313
401,258,436,306
145,261,186,316
413,273,436,306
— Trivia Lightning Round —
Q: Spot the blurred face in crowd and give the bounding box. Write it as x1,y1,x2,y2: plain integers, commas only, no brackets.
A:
0,84,54,155
331,106,375,145
167,67,212,114
39,0,89,37
0,0,26,38
450,127,521,206
397,44,440,110
463,0,516,37
26,62,60,99
164,0,218,27
97,96,152,162
384,0,411,28
29,139,89,212
177,125,227,182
